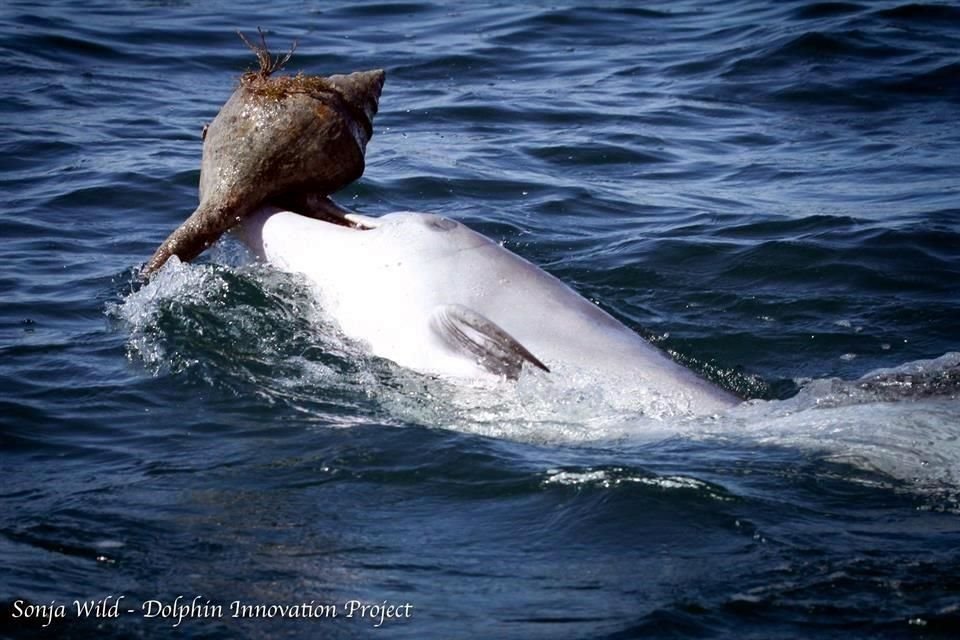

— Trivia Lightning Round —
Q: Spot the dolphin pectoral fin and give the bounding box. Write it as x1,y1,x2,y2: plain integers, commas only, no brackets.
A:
430,305,550,380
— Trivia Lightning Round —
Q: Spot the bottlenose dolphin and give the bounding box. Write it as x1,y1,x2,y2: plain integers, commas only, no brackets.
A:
143,34,737,416
239,197,740,416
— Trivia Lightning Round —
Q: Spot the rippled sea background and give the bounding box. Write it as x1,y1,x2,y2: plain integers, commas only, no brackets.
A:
2,1,959,638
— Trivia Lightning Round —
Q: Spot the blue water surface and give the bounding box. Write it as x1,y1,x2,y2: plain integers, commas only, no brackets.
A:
2,1,959,638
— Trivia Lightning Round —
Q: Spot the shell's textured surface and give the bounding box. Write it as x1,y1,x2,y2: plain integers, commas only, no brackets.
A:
144,39,384,274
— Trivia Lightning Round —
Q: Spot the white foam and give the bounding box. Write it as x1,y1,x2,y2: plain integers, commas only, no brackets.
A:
108,256,209,371
542,468,733,500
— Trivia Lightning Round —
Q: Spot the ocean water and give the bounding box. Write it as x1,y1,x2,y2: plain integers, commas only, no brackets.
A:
2,0,959,638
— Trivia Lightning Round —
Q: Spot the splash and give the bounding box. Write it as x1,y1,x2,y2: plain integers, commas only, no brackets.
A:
109,256,960,497
722,354,960,497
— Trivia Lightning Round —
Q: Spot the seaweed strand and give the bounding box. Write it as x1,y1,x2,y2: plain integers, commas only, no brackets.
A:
237,27,298,78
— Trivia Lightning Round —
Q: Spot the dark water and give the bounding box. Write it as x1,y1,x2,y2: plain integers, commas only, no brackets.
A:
2,1,960,638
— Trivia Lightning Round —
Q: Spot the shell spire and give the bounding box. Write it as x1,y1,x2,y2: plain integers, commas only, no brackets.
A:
327,69,386,144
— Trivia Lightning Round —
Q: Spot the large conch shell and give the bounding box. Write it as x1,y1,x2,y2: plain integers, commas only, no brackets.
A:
144,31,385,274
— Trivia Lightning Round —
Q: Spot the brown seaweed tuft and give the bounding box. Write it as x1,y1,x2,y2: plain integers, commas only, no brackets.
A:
236,29,332,100
237,27,297,79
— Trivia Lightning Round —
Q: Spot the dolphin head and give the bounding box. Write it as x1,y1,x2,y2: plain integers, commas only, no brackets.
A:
144,33,385,274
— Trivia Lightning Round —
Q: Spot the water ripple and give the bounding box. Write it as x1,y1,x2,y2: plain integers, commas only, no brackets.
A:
2,2,959,637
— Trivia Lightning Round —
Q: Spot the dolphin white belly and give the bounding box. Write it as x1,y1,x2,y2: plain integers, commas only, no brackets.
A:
239,205,739,416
